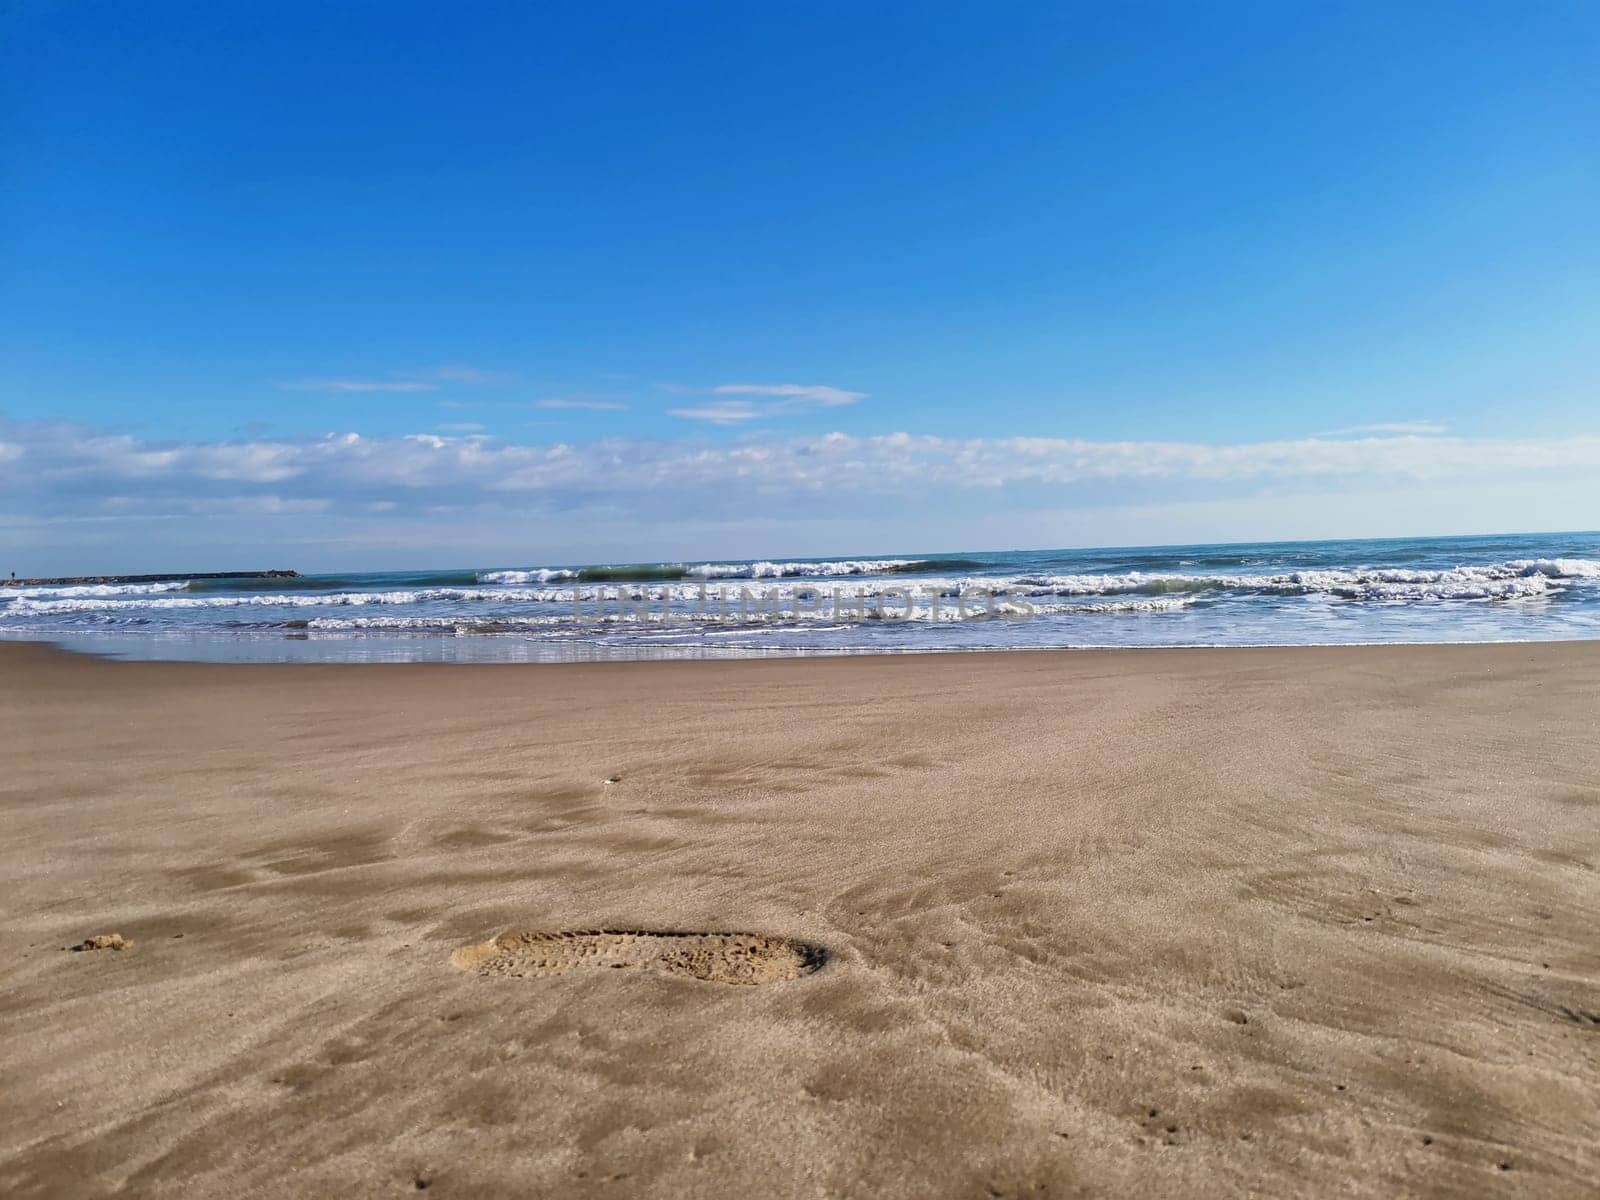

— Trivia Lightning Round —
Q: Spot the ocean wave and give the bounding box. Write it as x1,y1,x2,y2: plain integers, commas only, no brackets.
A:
477,568,580,584
478,557,990,584
1007,559,1600,601
1510,557,1600,579
186,571,481,592
478,564,692,583
5,558,1595,620
1036,596,1198,614
683,557,986,578
288,594,1190,633
292,615,568,633
0,580,191,599
2,588,487,614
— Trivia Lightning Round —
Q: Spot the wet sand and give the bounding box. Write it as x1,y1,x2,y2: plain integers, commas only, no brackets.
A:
1,640,1597,1197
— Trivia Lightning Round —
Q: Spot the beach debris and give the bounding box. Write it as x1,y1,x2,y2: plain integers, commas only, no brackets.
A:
452,929,827,985
70,933,129,952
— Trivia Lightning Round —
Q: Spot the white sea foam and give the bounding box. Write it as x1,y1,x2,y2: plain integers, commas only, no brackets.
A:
685,558,922,578
4,559,1595,622
476,568,579,583
302,615,569,632
297,594,1188,631
1040,596,1198,614
1,580,191,599
1510,557,1600,578
475,558,932,584
1007,559,1600,601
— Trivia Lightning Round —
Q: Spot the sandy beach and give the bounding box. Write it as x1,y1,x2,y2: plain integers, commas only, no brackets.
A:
1,639,1597,1198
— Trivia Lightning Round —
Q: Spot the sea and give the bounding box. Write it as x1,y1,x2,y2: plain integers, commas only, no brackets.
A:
3,531,1598,664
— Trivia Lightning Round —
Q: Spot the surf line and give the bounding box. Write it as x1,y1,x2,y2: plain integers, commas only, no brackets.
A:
567,582,1036,624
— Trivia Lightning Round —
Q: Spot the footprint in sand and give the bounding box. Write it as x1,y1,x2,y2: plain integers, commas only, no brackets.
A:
451,929,826,986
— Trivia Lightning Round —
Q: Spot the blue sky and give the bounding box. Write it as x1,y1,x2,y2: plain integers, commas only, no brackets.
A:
3,2,1598,571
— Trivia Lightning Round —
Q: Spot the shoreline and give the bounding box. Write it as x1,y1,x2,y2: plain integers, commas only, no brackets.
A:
4,639,1597,1196
5,631,1600,670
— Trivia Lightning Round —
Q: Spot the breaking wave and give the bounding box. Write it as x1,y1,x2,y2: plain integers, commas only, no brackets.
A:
477,557,990,584
1,580,191,599
4,545,1597,658
5,558,1598,619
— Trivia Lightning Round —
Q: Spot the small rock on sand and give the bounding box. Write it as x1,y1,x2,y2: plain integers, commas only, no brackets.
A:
71,934,129,952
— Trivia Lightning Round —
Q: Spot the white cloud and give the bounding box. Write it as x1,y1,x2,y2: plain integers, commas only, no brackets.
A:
8,418,1599,572
1316,421,1448,437
186,496,333,515
280,365,508,393
536,398,630,411
281,379,436,394
6,419,1599,526
668,402,763,424
711,383,865,407
672,382,867,423
427,366,511,384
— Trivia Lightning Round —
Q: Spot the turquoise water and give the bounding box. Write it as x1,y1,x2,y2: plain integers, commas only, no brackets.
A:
4,531,1598,663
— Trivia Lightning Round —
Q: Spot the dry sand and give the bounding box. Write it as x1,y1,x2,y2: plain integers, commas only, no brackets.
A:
1,639,1597,1198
